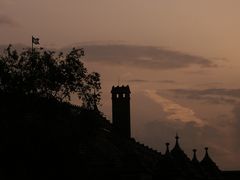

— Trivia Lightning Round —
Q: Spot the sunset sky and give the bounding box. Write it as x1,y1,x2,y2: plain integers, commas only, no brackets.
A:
1,0,240,170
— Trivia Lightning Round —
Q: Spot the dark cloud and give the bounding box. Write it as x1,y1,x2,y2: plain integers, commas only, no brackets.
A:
0,15,17,27
163,88,240,104
128,79,150,83
183,69,211,75
157,80,177,84
127,79,177,84
194,82,223,88
63,44,216,70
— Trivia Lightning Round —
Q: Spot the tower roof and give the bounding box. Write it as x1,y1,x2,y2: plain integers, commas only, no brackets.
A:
192,149,199,164
171,134,190,162
200,147,221,176
201,147,214,163
201,147,218,167
165,142,170,155
111,85,131,94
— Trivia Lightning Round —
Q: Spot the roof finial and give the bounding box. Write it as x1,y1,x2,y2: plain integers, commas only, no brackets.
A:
173,133,181,150
165,142,170,155
205,147,209,157
175,133,179,140
192,149,198,162
175,133,179,144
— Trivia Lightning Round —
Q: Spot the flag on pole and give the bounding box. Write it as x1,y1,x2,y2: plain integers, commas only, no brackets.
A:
32,36,40,45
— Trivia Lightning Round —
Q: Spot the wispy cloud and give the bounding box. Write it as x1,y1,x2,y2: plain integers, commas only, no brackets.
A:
63,44,216,70
145,90,205,127
165,88,240,104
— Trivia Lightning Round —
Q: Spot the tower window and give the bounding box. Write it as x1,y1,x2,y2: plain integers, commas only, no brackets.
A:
123,93,125,98
116,94,119,98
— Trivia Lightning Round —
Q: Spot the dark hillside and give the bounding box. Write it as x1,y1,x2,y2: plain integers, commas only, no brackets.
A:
0,93,106,179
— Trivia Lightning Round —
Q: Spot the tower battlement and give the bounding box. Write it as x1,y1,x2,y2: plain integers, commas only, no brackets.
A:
111,85,130,98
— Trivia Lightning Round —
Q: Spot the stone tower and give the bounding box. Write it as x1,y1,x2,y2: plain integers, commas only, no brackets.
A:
111,85,131,138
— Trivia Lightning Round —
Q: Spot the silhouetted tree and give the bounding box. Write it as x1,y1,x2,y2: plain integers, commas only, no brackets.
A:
0,45,101,109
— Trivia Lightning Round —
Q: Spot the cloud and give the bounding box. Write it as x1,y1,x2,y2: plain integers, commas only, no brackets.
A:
128,79,150,83
63,44,216,70
183,69,211,75
0,14,18,27
145,90,205,127
164,88,240,104
157,80,177,84
127,79,177,84
194,82,223,88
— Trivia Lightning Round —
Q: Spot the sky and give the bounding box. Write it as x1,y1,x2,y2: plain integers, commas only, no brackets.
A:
1,0,240,170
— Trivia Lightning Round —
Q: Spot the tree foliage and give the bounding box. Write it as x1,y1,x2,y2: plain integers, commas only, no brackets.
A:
0,45,101,110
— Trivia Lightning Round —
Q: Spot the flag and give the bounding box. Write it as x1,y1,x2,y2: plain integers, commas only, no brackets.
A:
32,36,40,45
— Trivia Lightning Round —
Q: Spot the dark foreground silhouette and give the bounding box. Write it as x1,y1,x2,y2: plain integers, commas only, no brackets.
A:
0,91,237,180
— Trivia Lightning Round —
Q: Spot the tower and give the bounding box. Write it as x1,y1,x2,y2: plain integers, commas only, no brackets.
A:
111,85,131,138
